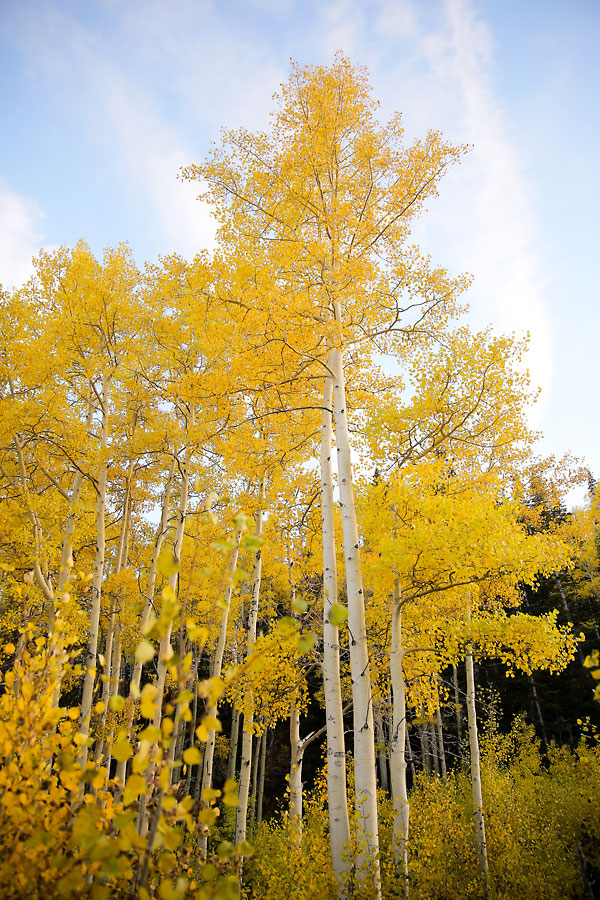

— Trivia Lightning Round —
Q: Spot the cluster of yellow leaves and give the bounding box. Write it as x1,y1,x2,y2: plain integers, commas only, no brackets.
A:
0,612,250,899
227,618,316,732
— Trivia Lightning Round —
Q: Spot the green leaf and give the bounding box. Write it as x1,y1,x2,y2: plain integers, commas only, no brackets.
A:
298,632,317,654
292,596,308,614
210,538,236,552
328,603,348,627
242,534,263,551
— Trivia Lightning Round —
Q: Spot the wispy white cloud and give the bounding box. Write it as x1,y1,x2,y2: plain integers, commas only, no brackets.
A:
433,0,553,421
12,1,287,262
0,178,48,289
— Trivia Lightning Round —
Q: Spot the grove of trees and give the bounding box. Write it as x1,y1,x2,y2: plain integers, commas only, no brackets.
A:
1,56,599,900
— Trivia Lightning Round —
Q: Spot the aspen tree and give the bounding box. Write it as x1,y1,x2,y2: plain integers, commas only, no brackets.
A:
465,645,488,891
320,364,351,882
389,579,410,895
184,57,467,891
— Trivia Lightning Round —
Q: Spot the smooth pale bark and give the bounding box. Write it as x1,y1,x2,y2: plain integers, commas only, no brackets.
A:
429,723,441,776
289,708,303,844
435,701,447,779
418,718,430,774
466,648,489,891
227,706,241,781
77,374,109,768
235,491,264,846
389,580,409,895
115,456,177,785
320,364,351,886
330,341,381,897
452,665,463,744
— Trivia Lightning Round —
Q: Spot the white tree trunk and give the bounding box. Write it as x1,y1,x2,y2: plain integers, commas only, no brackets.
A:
77,374,109,768
235,489,264,846
228,705,240,781
435,704,446,779
330,344,381,897
452,664,462,744
389,580,409,895
289,707,304,844
320,363,351,887
466,647,489,891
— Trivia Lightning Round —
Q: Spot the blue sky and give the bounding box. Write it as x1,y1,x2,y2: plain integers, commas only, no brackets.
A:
1,0,598,504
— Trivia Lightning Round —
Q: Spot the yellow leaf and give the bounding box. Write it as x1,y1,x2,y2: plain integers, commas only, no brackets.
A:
183,747,202,765
123,773,147,807
157,550,179,577
112,738,133,763
135,640,156,664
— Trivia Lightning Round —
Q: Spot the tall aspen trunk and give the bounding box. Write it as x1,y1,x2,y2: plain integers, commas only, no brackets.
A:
235,487,264,846
320,363,351,887
227,706,240,781
115,456,177,786
435,702,447,779
434,678,446,779
466,647,489,892
389,580,409,895
419,715,431,775
330,339,381,897
452,664,463,744
77,374,109,768
289,707,304,844
430,723,441,776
